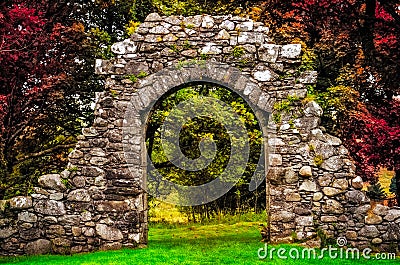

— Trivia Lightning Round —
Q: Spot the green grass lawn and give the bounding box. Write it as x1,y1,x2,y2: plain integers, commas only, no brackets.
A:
0,222,398,264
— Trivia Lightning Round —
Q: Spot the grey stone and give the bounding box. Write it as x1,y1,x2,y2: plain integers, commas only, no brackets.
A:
95,224,123,241
216,29,230,40
164,16,181,25
34,200,66,215
299,180,318,192
67,189,91,202
359,225,380,238
384,209,400,222
201,15,214,28
254,69,273,82
49,192,64,200
284,168,299,184
83,227,95,237
296,216,313,226
163,33,178,42
321,156,343,171
235,21,253,31
220,20,235,30
281,44,301,58
25,239,51,255
47,225,65,236
259,44,280,63
181,49,198,57
145,13,162,22
68,149,83,159
304,101,323,117
18,212,37,223
271,211,296,222
149,26,170,34
322,199,344,214
199,43,222,54
90,156,108,166
0,227,17,238
321,216,338,223
38,174,66,191
318,174,332,186
298,71,318,84
332,179,349,190
72,176,85,188
100,242,122,251
266,167,285,185
9,196,32,209
355,205,371,215
346,190,369,204
144,34,163,43
373,204,389,216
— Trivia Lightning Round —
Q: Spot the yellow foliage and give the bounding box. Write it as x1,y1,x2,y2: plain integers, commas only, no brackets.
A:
378,168,395,197
71,22,85,33
126,20,141,36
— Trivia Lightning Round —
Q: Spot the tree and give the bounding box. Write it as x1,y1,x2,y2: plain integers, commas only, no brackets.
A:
257,0,400,204
146,83,264,219
0,1,101,198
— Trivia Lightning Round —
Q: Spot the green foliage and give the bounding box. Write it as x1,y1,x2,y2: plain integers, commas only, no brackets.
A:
298,48,318,72
175,59,206,69
124,71,148,83
273,100,291,113
151,0,249,16
313,154,324,167
183,40,192,50
169,44,179,53
67,166,78,172
366,183,387,200
136,71,149,78
146,83,264,217
200,53,208,60
231,46,245,58
308,144,315,152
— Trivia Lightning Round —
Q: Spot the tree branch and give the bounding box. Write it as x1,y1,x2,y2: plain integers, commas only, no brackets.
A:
17,143,76,162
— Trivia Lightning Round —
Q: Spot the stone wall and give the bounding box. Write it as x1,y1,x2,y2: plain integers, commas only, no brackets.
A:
0,13,399,256
266,104,400,252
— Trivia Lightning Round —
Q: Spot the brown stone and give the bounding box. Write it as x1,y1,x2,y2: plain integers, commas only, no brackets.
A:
322,187,344,197
9,196,32,210
322,199,344,214
365,214,383,225
299,166,312,177
96,201,130,212
286,193,301,202
25,239,51,255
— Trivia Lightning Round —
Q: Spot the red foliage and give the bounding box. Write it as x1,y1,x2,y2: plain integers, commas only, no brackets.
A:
261,0,399,183
0,2,71,188
344,100,400,181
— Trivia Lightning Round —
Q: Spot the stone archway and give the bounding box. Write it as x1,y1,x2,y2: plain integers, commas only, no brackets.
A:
1,13,399,256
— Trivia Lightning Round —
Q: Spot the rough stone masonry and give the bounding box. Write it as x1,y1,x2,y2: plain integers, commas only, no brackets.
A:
0,13,399,256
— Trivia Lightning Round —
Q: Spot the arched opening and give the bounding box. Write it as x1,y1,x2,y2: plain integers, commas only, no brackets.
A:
144,81,266,223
